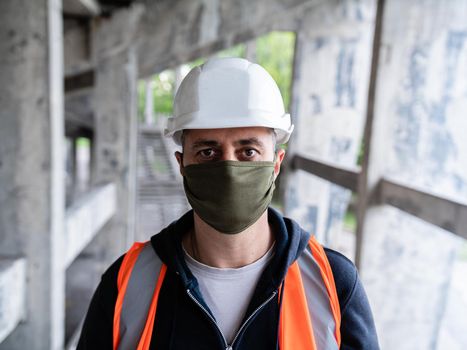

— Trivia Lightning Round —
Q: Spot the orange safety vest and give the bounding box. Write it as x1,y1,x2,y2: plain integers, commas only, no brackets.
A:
113,236,341,350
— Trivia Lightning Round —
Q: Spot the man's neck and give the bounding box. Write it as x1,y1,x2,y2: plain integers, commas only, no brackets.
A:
183,211,274,268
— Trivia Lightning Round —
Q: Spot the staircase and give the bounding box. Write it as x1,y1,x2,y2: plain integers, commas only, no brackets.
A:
136,125,190,240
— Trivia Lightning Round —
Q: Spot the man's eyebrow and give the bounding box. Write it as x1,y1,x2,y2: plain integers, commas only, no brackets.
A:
191,139,221,150
234,137,265,149
190,137,266,150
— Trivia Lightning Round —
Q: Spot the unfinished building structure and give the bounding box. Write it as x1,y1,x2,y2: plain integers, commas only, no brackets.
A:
0,0,466,349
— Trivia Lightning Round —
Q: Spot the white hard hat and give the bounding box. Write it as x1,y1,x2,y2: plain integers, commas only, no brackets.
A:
164,57,294,145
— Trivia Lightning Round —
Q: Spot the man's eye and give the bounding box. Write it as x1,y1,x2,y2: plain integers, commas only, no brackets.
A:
244,149,257,157
200,149,215,158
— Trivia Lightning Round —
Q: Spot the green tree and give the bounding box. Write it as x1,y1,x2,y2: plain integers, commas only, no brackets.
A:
256,31,295,111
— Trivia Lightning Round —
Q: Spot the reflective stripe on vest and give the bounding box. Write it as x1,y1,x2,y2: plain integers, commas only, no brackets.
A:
113,237,340,350
113,242,166,350
279,236,341,350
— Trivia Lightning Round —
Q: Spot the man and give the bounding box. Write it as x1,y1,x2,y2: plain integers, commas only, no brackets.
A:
78,57,379,349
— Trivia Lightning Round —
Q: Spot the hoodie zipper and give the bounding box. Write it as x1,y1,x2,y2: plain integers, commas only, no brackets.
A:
187,289,277,350
186,289,229,348
229,290,278,348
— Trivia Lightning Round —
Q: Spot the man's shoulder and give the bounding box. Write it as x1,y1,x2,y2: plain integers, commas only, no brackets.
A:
323,247,359,310
323,248,380,348
100,254,125,288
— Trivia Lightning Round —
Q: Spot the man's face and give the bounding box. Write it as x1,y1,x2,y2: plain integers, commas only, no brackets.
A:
175,127,285,177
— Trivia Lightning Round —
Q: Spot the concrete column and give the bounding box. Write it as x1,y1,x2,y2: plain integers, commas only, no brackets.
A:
0,0,65,349
89,47,138,265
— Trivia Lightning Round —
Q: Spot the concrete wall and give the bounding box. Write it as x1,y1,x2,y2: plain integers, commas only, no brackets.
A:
285,0,375,250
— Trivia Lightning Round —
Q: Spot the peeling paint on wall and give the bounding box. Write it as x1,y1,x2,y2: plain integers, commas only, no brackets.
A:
386,17,467,200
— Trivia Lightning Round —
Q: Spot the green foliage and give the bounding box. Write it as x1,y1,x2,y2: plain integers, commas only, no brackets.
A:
76,137,90,148
153,70,175,116
138,70,175,121
256,31,295,111
357,139,365,166
343,211,357,232
137,80,146,122
215,44,246,60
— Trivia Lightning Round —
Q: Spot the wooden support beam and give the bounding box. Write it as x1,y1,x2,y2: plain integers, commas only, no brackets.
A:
379,179,467,240
291,154,361,192
354,0,386,269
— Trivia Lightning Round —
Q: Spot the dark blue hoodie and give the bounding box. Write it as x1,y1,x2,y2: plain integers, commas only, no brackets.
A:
78,208,379,349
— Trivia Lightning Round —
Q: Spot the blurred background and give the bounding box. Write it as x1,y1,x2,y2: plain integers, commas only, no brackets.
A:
0,0,466,349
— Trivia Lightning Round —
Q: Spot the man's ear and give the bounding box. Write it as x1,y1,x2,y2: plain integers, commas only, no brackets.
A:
273,148,286,178
175,151,184,176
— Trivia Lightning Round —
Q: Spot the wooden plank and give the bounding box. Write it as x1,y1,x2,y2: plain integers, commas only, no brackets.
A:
380,178,467,240
0,259,26,343
291,154,361,192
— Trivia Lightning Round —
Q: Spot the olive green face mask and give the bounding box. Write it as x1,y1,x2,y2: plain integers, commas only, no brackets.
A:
182,160,276,234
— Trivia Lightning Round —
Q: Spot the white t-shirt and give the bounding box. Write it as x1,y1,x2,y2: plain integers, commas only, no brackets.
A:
184,246,274,344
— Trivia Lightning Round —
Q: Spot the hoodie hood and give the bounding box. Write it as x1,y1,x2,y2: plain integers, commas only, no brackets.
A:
150,207,311,294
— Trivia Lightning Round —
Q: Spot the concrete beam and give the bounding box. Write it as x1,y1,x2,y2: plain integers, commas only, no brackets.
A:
64,18,92,76
91,4,144,62
0,259,26,344
134,0,323,76
65,183,117,267
63,0,100,17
